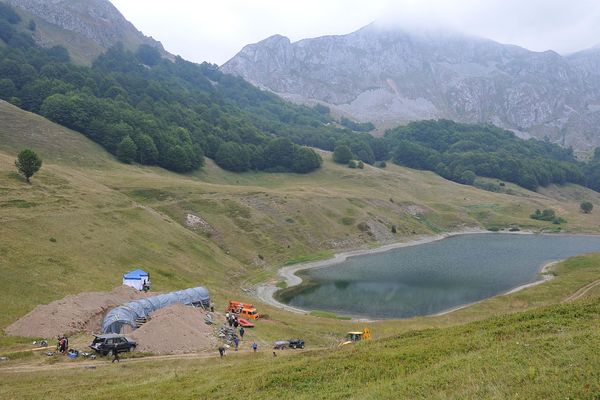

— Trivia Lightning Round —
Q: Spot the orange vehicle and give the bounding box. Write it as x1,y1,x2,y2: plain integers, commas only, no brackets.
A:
226,300,260,320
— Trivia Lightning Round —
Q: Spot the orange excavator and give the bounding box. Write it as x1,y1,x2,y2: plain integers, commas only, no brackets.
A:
226,300,260,320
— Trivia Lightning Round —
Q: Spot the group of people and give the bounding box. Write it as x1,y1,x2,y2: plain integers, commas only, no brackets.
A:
218,320,255,357
225,312,240,328
56,336,69,354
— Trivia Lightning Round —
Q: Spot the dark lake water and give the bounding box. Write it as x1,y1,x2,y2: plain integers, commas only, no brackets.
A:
278,234,600,319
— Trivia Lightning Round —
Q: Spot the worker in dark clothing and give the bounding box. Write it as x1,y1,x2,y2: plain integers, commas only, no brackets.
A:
112,350,120,363
251,342,257,352
218,346,225,358
239,327,245,339
233,337,239,351
58,336,66,353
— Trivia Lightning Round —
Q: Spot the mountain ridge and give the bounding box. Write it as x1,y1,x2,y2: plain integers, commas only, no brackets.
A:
222,24,600,151
1,0,169,63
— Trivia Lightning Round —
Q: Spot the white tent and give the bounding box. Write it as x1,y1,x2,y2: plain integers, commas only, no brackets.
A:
122,269,150,291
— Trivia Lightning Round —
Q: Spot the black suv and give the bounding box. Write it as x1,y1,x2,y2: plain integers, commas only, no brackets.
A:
289,339,305,349
90,334,136,356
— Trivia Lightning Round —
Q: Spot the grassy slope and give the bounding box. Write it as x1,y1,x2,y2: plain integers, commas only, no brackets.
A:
2,256,600,399
2,101,600,397
2,99,600,326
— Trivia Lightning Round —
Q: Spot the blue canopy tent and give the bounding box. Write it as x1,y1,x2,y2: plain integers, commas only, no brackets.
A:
122,269,150,291
101,287,211,334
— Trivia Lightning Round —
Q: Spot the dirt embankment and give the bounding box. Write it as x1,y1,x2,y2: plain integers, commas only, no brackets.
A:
130,304,217,354
5,286,150,338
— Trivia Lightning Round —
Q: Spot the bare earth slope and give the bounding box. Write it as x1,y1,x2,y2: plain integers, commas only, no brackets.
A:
130,304,217,354
5,286,149,337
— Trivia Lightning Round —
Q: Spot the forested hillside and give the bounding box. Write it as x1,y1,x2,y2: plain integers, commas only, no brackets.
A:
384,120,600,191
2,2,600,193
0,3,380,174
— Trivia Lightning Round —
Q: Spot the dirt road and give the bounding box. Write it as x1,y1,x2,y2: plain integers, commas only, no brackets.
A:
563,279,600,303
0,348,276,373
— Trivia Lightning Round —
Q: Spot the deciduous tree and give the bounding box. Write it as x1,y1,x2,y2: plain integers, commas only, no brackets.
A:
15,149,42,183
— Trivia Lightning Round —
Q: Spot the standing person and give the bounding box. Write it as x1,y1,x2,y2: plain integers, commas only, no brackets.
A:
233,336,239,351
251,342,257,352
218,346,225,358
233,318,239,329
112,350,120,363
239,327,245,339
59,337,66,353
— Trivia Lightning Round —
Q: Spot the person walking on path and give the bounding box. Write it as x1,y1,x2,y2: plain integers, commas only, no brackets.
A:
111,350,120,363
239,327,245,339
218,346,225,358
251,342,257,352
233,337,239,351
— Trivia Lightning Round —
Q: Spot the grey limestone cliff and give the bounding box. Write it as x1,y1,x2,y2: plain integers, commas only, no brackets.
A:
2,0,167,63
223,24,600,151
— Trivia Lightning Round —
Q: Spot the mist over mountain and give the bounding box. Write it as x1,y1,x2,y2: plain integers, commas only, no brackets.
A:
222,23,600,151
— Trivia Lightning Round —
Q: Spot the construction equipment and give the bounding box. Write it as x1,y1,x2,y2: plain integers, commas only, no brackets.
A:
340,328,371,346
226,300,260,320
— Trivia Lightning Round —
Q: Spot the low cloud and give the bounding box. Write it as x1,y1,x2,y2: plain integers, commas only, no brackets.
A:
111,0,600,64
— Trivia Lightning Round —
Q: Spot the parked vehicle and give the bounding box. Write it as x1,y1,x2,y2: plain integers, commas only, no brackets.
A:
89,334,136,356
273,339,305,350
226,300,260,320
273,340,290,350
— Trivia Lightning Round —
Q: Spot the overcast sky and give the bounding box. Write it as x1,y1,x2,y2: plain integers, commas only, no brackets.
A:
110,0,600,65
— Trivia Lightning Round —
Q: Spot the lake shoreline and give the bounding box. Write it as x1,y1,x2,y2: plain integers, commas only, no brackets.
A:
431,259,559,317
255,228,562,320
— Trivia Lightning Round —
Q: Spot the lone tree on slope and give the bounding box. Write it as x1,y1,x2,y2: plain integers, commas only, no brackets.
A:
580,201,594,214
15,149,42,183
333,145,353,164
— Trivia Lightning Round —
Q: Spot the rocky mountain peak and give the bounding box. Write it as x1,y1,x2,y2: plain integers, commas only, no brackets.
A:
222,25,600,151
2,0,167,62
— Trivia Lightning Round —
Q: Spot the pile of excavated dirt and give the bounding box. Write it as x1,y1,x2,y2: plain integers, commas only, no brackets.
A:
5,286,150,338
130,304,216,354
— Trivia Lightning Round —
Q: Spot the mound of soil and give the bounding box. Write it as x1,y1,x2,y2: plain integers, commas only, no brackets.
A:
130,304,216,354
5,286,150,338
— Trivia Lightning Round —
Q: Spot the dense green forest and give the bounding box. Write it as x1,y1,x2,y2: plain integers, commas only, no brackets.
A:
384,120,600,191
0,3,379,173
2,2,600,192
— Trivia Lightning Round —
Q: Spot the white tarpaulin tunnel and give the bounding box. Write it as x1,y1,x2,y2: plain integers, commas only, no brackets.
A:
101,287,210,334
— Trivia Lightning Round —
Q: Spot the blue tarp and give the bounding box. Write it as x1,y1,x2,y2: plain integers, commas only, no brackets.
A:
101,287,210,334
123,269,149,280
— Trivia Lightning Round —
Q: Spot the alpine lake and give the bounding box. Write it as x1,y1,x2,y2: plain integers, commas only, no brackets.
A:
276,233,600,319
